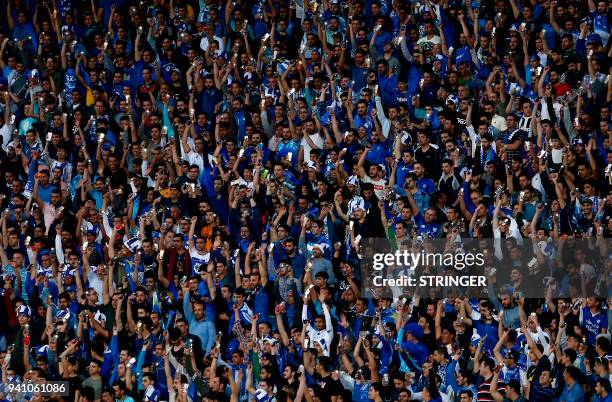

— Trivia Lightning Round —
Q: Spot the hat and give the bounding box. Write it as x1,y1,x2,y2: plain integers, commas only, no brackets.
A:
255,389,271,402
263,336,278,346
311,243,328,251
405,322,424,340
529,55,539,62
123,237,141,253
348,196,365,216
2,272,15,281
306,161,317,170
55,309,70,321
37,267,53,278
471,333,482,346
231,178,248,187
34,345,49,356
66,285,77,293
347,175,360,187
314,337,329,354
94,310,107,322
17,305,32,317
586,33,603,46
446,94,459,106
504,349,520,361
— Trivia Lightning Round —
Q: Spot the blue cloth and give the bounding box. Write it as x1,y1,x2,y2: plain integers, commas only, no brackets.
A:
183,291,217,353
413,212,441,238
560,381,585,402
582,307,608,345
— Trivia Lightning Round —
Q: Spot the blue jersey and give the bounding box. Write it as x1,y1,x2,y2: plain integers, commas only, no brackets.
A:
414,212,441,238
582,307,608,345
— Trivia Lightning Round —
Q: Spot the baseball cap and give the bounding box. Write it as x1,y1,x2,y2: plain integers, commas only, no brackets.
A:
17,305,31,317
405,322,424,340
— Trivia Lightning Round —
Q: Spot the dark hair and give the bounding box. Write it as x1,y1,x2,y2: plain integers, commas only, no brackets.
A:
481,356,495,371
316,355,333,372
112,380,128,391
507,379,521,393
596,336,610,353
596,378,611,393
564,365,581,382
369,382,383,394
142,372,157,383
80,386,95,401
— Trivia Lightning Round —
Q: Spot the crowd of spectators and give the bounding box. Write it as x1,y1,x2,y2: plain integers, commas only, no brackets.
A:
0,0,610,401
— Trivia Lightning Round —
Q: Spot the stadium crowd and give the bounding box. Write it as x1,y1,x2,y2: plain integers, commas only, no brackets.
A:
0,0,611,401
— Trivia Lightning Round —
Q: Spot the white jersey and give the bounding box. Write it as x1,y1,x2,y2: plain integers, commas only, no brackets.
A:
302,303,333,356
189,248,210,273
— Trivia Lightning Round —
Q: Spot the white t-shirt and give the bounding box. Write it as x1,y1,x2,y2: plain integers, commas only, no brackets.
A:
362,175,387,200
189,248,210,273
300,133,325,161
416,35,441,50
0,123,12,151
200,36,226,52
87,270,104,302
186,150,205,171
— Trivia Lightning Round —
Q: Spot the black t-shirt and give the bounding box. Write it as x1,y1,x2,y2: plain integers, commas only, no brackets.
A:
63,374,83,401
316,375,343,402
337,275,361,294
414,145,440,178
528,355,552,385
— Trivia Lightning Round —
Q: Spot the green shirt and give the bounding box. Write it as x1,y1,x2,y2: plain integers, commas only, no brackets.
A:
82,375,103,399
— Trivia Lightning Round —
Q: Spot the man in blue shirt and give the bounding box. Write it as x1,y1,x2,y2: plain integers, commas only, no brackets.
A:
182,283,217,354
404,172,430,213
560,366,585,402
581,298,608,345
594,378,612,402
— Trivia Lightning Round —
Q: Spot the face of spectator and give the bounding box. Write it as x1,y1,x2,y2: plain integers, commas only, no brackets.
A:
88,362,100,375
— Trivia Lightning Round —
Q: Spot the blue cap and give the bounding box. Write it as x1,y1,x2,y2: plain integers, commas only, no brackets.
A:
17,305,32,317
405,322,424,340
35,345,49,355
586,33,602,46
55,309,70,320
